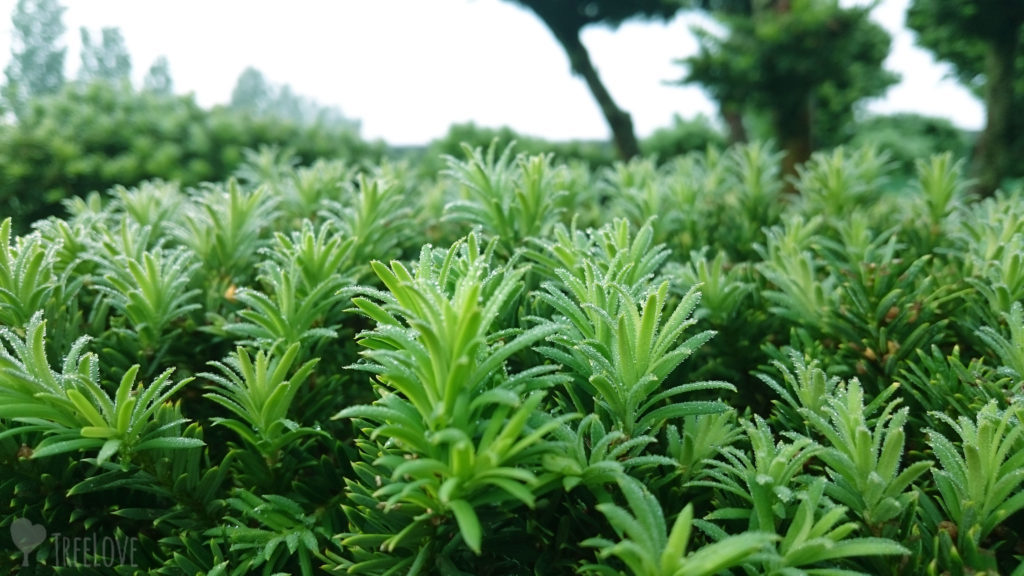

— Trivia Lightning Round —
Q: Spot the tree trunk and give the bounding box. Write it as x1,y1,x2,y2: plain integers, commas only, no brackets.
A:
973,28,1020,197
721,102,748,144
775,96,813,191
546,24,641,160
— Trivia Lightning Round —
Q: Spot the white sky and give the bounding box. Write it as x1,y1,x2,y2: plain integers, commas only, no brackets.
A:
0,0,984,145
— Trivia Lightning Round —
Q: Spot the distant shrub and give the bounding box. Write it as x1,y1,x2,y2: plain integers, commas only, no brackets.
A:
641,114,727,161
414,122,615,174
410,117,727,176
847,112,971,174
0,81,383,230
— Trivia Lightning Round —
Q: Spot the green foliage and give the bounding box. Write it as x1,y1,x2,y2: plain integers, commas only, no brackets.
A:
317,172,417,280
924,401,1024,572
641,114,727,161
543,413,669,496
581,476,774,576
0,218,61,328
0,216,85,361
665,411,742,486
229,66,274,116
848,114,970,177
0,313,202,467
599,141,783,261
538,275,731,437
0,80,382,230
673,248,753,327
760,477,909,574
175,179,277,286
527,218,734,436
694,415,823,532
824,219,955,384
954,190,1024,330
202,344,320,459
419,122,615,173
442,142,568,255
793,146,893,219
756,215,836,336
335,234,572,568
694,419,910,574
975,301,1024,389
802,378,932,535
220,253,343,353
214,491,323,576
3,143,1024,574
269,221,354,294
90,245,201,364
912,152,971,237
758,351,841,428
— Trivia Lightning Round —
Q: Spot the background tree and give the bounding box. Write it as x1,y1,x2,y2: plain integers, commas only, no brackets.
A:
1,0,66,118
230,66,273,116
907,0,1024,196
680,0,753,144
504,0,680,160
679,0,897,181
78,26,132,84
229,66,360,131
143,55,173,95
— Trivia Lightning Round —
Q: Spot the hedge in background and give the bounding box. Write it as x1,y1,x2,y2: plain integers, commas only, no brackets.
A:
0,80,384,230
847,113,971,176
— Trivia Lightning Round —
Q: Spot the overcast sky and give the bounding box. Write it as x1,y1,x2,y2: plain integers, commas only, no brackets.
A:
0,0,983,145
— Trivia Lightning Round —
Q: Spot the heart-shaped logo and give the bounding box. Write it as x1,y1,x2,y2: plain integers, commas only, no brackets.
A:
10,517,46,566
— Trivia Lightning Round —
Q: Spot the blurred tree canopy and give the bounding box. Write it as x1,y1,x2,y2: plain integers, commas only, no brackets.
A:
143,55,173,95
78,26,132,84
230,66,274,115
1,0,66,118
229,66,360,131
505,0,681,160
679,0,897,180
907,0,1024,195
